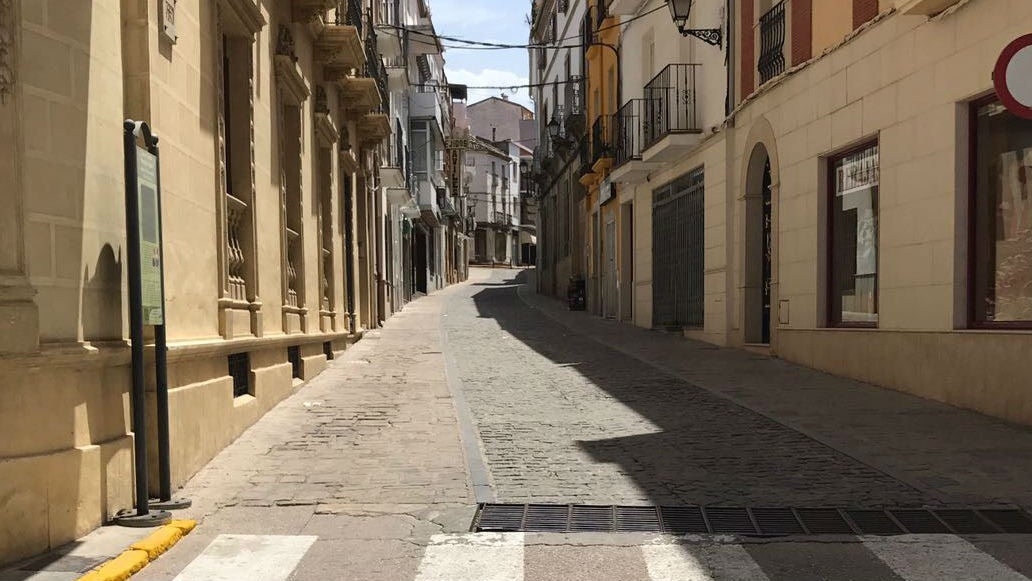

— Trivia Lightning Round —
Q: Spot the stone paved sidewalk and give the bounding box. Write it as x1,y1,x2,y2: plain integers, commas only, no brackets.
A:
511,269,1032,510
174,294,473,525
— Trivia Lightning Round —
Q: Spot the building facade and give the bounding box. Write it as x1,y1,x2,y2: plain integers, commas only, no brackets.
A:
0,0,466,566
531,0,1032,426
465,96,537,266
529,0,587,297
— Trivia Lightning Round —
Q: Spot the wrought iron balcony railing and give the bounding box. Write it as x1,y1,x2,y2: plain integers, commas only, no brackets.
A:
365,14,389,113
376,0,400,27
566,75,585,115
384,119,405,169
335,0,363,36
758,1,786,83
642,63,701,150
590,114,614,166
615,99,644,167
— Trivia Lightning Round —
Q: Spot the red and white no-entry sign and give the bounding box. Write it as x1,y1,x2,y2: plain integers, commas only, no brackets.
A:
994,34,1032,120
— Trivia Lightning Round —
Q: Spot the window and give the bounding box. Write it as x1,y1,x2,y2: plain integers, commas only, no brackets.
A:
971,98,1032,327
281,102,304,309
317,143,334,316
758,1,786,83
411,120,429,173
287,346,302,379
228,353,251,398
828,142,879,326
220,31,256,304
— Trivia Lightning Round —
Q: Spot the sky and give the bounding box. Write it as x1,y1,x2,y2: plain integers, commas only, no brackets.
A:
429,0,535,110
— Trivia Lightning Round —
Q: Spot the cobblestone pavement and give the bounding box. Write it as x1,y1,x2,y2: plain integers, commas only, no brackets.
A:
109,266,1032,580
444,268,1032,509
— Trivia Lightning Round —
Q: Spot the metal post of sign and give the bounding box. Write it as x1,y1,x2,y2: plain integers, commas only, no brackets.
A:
115,120,172,527
145,128,192,512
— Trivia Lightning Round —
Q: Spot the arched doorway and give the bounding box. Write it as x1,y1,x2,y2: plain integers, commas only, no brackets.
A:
745,144,773,344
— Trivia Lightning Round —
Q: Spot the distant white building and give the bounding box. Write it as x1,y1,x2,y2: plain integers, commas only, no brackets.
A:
466,97,537,265
466,139,521,265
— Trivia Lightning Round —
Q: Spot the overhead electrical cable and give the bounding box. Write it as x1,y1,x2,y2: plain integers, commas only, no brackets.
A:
379,3,669,51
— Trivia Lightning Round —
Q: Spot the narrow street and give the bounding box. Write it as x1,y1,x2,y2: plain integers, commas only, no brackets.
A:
124,268,1032,581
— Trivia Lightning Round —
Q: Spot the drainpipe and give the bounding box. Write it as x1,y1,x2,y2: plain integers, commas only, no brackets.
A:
725,0,735,117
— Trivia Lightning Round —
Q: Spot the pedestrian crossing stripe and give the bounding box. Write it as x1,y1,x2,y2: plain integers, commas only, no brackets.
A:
642,543,770,581
170,535,317,581
168,533,1032,581
415,533,525,581
863,535,1030,581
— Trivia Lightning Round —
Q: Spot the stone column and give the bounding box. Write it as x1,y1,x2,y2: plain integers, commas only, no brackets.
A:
0,0,40,353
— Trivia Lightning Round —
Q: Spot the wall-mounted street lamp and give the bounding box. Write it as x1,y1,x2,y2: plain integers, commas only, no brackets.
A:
668,0,722,47
547,116,562,141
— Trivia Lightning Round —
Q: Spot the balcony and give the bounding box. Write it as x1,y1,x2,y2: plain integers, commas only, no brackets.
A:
590,114,614,173
356,23,392,142
564,75,586,137
381,120,406,190
758,1,786,84
611,99,658,184
411,86,449,134
293,0,335,22
375,0,404,58
493,211,515,229
310,1,364,70
583,5,614,60
641,64,702,163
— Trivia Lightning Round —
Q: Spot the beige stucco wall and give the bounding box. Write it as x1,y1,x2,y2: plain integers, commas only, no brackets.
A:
625,134,728,345
0,0,374,567
725,0,1032,424
619,0,1032,426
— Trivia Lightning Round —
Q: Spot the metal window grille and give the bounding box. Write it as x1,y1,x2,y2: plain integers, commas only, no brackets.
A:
288,346,302,379
758,1,786,84
228,353,251,398
652,168,705,328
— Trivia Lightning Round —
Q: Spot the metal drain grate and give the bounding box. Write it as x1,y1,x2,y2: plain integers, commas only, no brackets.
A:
473,504,1032,536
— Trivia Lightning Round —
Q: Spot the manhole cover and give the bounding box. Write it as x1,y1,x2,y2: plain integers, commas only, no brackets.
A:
472,504,1032,536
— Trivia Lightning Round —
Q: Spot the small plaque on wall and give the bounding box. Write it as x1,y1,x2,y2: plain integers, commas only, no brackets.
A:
161,0,177,44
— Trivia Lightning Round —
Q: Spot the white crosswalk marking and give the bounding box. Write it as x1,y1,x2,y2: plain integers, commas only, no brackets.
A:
642,542,771,581
170,534,317,581
414,532,525,581
863,535,1031,581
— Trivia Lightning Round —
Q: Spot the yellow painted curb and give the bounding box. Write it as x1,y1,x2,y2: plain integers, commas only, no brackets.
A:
76,520,197,581
76,550,148,581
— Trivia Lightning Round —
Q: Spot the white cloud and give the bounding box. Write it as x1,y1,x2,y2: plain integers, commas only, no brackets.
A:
445,67,534,110
429,0,529,29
